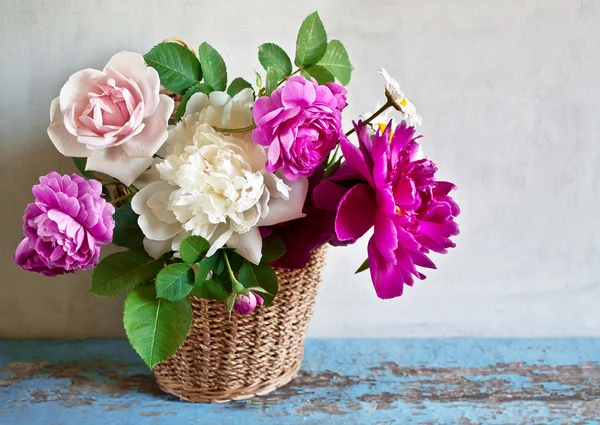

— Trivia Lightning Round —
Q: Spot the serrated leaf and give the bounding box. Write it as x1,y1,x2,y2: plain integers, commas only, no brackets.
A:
191,274,230,301
318,40,354,86
226,77,253,98
265,67,279,96
305,65,335,84
91,251,163,297
295,11,328,68
198,42,227,91
124,285,192,368
258,43,292,79
262,233,286,263
179,235,210,265
144,43,202,94
72,158,94,179
155,263,195,301
112,204,144,250
355,258,370,274
175,83,213,121
238,262,279,306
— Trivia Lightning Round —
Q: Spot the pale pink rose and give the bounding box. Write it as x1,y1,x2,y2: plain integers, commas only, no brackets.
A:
47,51,174,186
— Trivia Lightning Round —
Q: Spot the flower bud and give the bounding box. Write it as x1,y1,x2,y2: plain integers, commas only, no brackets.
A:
233,292,264,315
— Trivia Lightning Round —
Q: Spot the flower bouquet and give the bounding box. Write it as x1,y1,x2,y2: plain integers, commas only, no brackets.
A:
14,12,460,402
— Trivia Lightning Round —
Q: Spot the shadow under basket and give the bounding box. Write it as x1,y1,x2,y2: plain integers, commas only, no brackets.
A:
153,245,328,403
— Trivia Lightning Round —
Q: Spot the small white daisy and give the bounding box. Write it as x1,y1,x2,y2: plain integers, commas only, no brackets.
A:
378,68,423,126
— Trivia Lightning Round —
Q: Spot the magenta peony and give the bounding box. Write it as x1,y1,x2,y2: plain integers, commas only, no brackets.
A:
14,173,115,276
233,292,264,315
266,165,336,269
314,121,460,299
251,76,344,180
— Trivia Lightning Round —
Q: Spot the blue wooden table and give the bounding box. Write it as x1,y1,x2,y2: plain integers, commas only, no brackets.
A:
1,339,599,424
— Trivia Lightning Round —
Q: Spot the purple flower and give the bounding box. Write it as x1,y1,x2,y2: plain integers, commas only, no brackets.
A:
314,121,460,299
14,172,115,276
325,82,348,111
252,76,344,180
267,165,336,269
233,292,264,315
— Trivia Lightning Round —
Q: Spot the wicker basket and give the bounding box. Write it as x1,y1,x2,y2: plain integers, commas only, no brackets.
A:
152,245,328,403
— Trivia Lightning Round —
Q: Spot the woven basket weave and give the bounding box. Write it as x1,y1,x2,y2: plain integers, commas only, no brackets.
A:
153,245,328,403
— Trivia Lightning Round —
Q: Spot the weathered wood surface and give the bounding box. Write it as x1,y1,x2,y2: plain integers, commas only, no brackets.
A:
1,339,599,424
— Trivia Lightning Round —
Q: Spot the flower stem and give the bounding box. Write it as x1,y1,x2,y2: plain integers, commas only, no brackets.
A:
345,100,393,137
223,252,245,293
109,193,135,205
212,124,257,133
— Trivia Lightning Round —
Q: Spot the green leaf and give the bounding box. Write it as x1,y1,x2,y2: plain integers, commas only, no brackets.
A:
295,11,328,68
102,185,112,202
91,251,163,297
72,158,95,179
317,40,354,86
226,77,253,98
238,262,279,306
355,258,370,274
144,42,202,94
179,235,210,265
175,83,213,121
194,255,218,284
262,233,286,263
198,42,227,91
254,70,264,90
305,65,335,84
124,285,192,368
299,70,311,80
112,204,144,250
258,43,292,79
265,67,279,96
155,263,195,301
191,274,230,301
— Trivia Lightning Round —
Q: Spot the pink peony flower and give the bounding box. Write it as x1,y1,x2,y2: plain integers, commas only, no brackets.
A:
15,173,115,276
252,76,344,180
233,292,264,315
314,121,460,299
48,52,174,186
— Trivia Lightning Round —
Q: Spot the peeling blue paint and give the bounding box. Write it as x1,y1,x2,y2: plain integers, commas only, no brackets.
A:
1,339,599,424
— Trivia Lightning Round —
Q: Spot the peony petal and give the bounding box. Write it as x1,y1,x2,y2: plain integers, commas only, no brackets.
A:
138,212,181,241
143,237,173,259
368,237,404,299
121,95,173,158
185,92,210,116
335,183,376,242
313,179,349,211
59,69,104,112
131,181,172,215
257,177,308,227
339,134,374,186
86,146,153,186
232,88,254,109
103,51,161,117
48,98,94,157
227,228,263,265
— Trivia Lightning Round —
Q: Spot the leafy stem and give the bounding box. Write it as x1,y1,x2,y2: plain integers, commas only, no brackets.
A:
223,252,245,293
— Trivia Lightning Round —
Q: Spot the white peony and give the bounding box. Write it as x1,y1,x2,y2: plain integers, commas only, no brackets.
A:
132,88,308,264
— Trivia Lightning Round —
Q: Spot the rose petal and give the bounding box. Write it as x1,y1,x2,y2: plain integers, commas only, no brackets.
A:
103,51,161,117
59,69,104,112
143,237,173,259
86,146,153,186
122,95,173,158
185,92,210,116
48,98,93,157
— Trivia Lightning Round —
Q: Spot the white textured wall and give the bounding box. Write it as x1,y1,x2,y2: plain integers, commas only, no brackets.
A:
1,0,598,338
